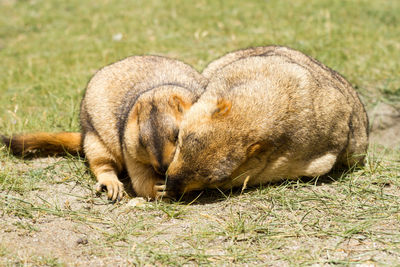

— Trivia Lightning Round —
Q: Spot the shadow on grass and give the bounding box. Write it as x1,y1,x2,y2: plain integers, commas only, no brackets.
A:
173,168,356,205
1,147,361,206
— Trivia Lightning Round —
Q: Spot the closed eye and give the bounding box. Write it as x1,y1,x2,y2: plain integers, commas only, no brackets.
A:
138,134,145,147
172,129,179,143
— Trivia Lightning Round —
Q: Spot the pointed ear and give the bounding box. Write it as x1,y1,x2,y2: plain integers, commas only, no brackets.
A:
247,142,262,157
136,102,142,114
169,95,190,114
129,102,141,122
212,99,232,118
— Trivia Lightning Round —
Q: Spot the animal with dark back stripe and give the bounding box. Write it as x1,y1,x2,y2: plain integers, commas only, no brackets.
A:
164,46,369,197
2,55,207,200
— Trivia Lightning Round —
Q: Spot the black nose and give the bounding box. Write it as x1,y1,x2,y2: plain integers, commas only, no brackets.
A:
165,175,184,197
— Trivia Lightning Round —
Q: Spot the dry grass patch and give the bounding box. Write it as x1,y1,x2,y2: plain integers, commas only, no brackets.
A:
1,148,399,265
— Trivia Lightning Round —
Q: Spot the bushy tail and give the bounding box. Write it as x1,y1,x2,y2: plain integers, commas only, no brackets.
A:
1,132,82,157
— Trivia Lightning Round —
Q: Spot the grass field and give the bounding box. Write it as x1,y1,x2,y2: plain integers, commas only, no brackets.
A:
1,0,400,265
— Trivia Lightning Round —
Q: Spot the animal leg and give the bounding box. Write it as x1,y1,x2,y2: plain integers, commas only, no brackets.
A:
84,132,124,201
302,153,337,177
125,161,170,200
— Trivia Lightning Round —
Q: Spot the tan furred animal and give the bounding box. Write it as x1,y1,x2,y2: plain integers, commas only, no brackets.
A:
2,55,207,200
165,46,369,197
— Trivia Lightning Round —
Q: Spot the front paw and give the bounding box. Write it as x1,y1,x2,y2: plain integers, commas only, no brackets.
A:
95,178,124,202
153,182,172,201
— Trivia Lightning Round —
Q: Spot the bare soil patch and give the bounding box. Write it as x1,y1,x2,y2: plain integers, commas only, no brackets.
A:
369,102,400,148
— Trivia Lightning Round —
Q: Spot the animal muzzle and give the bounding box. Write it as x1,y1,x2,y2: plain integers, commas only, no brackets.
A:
154,163,169,175
165,174,185,198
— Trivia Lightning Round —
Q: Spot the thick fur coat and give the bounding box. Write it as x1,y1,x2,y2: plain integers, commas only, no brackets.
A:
165,46,369,196
3,55,207,200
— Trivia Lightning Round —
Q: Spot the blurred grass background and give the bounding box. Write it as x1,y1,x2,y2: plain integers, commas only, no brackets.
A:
0,0,399,134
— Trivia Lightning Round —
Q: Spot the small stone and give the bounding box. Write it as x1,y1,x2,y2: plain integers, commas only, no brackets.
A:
112,33,123,41
127,197,147,208
76,237,88,245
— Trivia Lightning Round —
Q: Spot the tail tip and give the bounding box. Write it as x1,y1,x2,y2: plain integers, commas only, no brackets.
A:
1,135,10,147
1,135,24,155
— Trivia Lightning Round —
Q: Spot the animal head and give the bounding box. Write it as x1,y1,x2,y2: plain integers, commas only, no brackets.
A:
165,96,263,197
124,85,195,175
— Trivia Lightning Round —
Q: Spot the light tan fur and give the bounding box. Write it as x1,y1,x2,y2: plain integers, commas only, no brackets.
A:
165,46,369,197
3,55,207,201
80,55,207,200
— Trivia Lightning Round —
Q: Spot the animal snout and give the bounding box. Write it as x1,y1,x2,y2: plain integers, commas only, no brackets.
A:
154,163,169,175
165,174,185,196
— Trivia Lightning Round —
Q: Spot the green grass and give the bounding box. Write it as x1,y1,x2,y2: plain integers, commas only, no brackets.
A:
1,0,400,265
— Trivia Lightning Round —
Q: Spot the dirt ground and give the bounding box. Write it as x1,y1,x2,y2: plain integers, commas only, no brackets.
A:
368,102,400,148
1,103,399,266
